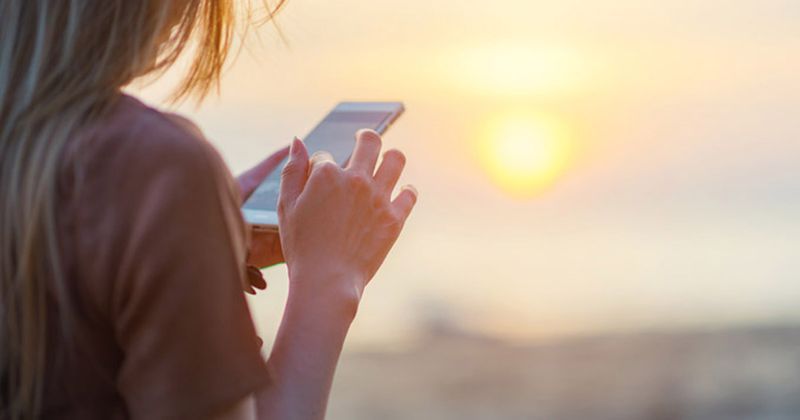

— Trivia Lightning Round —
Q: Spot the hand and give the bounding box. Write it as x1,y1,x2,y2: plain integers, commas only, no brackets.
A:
278,130,417,305
237,145,290,293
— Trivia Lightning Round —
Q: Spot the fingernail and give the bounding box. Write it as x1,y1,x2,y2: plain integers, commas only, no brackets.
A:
290,137,301,156
406,185,419,198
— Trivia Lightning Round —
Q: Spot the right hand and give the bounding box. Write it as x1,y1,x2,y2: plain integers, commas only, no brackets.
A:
277,130,417,306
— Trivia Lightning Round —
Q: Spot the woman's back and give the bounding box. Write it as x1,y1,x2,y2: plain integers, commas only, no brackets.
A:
2,2,416,418
45,95,267,419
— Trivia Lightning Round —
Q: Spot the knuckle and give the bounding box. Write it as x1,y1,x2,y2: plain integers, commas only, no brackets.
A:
276,198,290,216
315,161,340,178
281,160,299,177
371,192,385,209
385,215,404,236
346,172,371,190
380,206,396,222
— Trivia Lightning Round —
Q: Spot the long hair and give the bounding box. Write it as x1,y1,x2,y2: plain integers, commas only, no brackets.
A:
0,1,284,418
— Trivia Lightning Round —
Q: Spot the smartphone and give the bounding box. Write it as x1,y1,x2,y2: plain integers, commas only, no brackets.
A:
242,102,405,230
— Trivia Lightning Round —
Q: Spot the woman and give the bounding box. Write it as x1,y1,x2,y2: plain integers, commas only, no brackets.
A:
0,1,417,419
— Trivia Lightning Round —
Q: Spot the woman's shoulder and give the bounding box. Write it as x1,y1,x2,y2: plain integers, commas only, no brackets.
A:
83,94,217,170
66,94,234,194
61,93,242,235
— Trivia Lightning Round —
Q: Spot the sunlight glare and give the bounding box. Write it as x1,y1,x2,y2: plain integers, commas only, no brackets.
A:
447,45,587,97
477,113,572,197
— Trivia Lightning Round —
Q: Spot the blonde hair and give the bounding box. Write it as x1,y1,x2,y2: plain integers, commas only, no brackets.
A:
0,1,284,417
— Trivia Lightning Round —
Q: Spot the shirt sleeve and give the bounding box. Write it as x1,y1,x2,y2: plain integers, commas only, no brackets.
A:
107,117,267,420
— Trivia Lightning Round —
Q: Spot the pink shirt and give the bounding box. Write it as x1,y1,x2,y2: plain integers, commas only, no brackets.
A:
44,94,267,419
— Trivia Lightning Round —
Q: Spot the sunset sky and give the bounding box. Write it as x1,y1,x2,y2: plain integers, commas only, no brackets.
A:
134,0,800,348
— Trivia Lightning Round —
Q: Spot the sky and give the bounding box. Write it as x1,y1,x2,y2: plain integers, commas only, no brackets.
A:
134,0,800,348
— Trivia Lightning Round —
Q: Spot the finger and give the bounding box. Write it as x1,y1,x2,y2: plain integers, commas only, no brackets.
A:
346,129,382,174
247,265,267,291
374,149,406,195
244,266,256,295
309,150,338,176
252,145,291,177
392,185,418,221
279,138,310,209
238,145,290,200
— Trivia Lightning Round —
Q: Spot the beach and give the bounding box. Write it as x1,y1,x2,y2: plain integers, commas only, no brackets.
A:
329,325,800,420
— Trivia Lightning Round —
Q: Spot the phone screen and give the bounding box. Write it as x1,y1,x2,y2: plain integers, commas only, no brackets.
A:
243,108,398,214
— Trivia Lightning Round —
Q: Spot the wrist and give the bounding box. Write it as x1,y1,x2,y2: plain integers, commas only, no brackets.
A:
287,266,365,321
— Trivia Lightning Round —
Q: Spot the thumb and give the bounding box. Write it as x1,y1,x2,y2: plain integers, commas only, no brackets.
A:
278,137,310,209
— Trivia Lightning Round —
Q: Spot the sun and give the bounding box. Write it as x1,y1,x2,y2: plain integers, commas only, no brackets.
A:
476,113,572,197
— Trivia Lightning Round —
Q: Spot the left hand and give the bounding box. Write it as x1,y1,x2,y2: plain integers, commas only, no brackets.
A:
237,145,291,293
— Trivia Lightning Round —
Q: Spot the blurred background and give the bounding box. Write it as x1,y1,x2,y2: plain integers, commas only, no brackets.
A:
133,0,800,418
